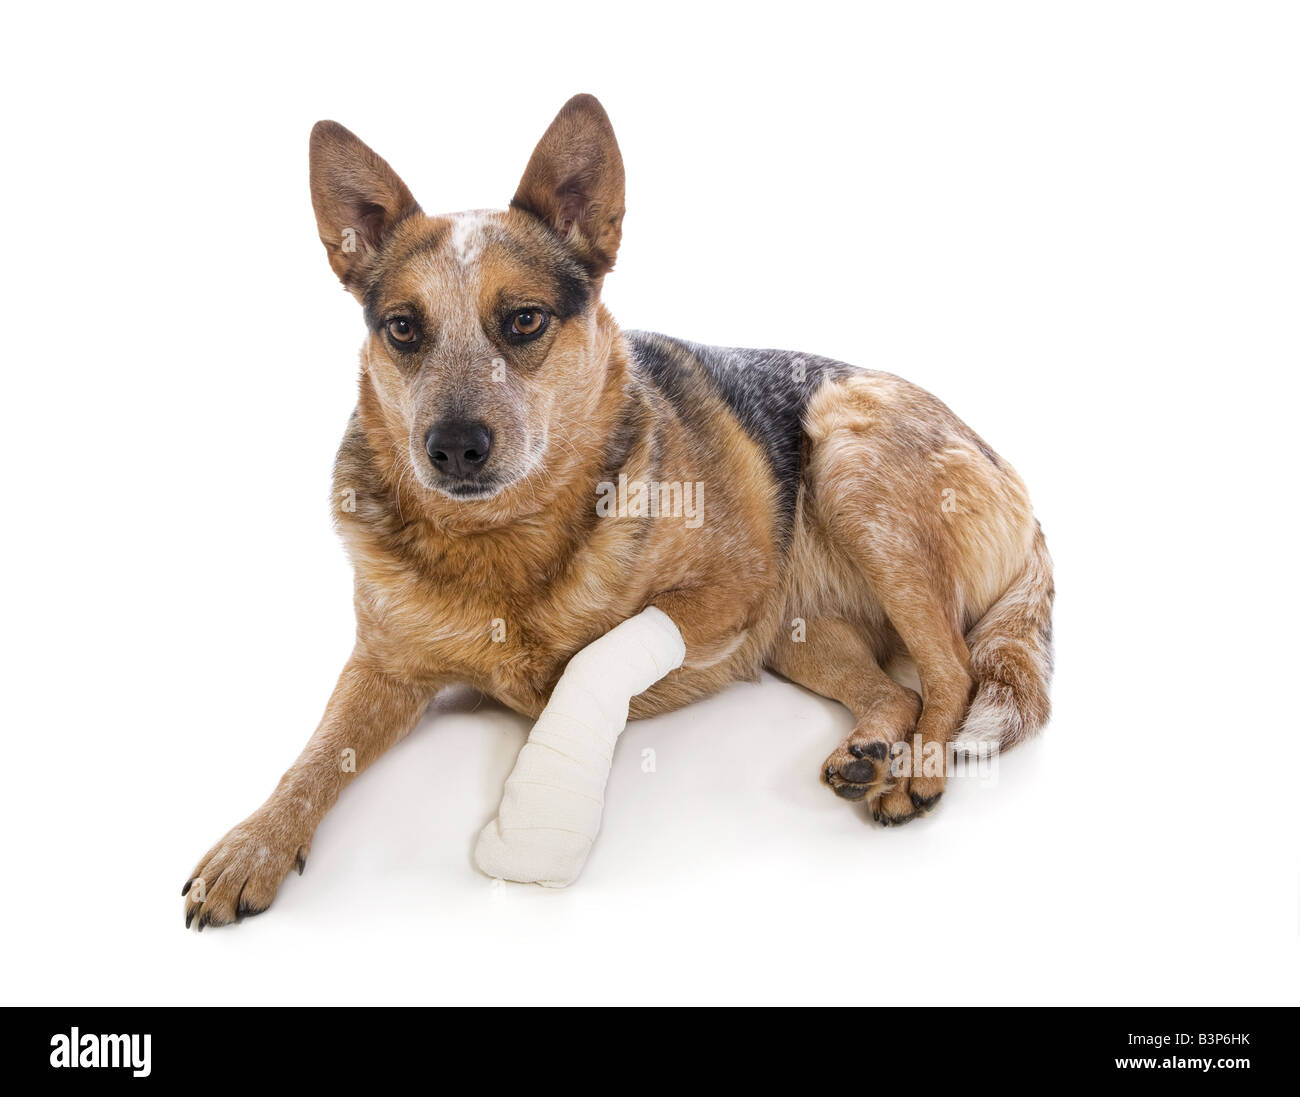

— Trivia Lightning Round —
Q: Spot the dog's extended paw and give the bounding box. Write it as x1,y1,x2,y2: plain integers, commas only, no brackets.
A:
182,806,310,930
474,817,591,889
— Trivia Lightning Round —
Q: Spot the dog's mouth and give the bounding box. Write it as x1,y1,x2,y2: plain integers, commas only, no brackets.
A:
440,479,503,501
411,468,511,502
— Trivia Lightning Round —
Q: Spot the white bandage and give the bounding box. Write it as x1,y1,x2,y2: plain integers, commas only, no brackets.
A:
474,606,686,887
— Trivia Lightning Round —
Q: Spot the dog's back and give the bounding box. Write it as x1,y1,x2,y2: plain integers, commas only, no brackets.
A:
627,331,852,528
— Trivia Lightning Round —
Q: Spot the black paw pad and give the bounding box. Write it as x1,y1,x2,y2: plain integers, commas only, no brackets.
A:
839,759,876,783
833,783,869,801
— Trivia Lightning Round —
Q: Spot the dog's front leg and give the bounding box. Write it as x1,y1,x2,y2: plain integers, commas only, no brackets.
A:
475,607,685,887
183,653,437,928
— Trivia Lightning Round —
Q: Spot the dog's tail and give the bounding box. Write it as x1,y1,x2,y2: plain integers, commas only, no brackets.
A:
954,523,1055,753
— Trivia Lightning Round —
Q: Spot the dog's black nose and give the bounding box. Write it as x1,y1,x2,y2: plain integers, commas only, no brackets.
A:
424,421,493,478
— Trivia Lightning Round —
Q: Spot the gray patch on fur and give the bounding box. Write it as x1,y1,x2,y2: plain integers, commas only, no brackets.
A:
626,331,854,532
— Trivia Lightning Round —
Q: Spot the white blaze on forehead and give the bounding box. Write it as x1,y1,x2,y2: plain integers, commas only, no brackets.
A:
436,210,502,353
448,209,494,268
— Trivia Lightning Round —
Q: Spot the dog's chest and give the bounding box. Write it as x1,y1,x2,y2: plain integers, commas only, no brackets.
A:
354,530,633,717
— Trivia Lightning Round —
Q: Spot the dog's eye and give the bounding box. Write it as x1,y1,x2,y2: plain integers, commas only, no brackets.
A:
510,309,549,340
387,317,417,344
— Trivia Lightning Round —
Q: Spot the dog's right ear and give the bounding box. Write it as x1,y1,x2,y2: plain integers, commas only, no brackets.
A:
309,121,420,292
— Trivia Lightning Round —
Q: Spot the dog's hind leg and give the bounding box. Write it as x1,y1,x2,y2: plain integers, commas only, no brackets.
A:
768,618,920,809
860,587,973,823
801,374,1038,823
814,498,975,823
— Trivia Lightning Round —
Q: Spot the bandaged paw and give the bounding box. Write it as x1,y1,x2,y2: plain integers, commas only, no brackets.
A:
474,606,685,887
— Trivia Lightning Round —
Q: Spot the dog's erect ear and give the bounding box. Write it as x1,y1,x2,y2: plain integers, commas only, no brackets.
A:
511,94,625,278
309,121,420,291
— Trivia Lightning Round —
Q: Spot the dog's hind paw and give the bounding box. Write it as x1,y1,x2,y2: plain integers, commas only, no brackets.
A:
821,738,891,803
822,734,947,827
870,773,945,827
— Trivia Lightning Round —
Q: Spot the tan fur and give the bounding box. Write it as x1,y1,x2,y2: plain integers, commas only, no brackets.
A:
184,95,1053,927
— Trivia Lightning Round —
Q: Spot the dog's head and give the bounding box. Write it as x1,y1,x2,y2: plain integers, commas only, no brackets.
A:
309,95,625,502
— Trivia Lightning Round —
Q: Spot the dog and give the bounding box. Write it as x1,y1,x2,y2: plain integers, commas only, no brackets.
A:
183,94,1053,927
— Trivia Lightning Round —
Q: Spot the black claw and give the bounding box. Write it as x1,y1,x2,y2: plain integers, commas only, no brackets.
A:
181,879,192,897
840,759,875,783
824,764,836,782
910,790,943,811
295,850,308,875
185,908,195,930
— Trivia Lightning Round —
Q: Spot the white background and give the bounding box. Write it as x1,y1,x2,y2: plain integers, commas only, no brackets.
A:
1,1,1296,1005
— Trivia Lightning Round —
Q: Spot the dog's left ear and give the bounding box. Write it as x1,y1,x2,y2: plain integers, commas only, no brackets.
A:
511,94,625,278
